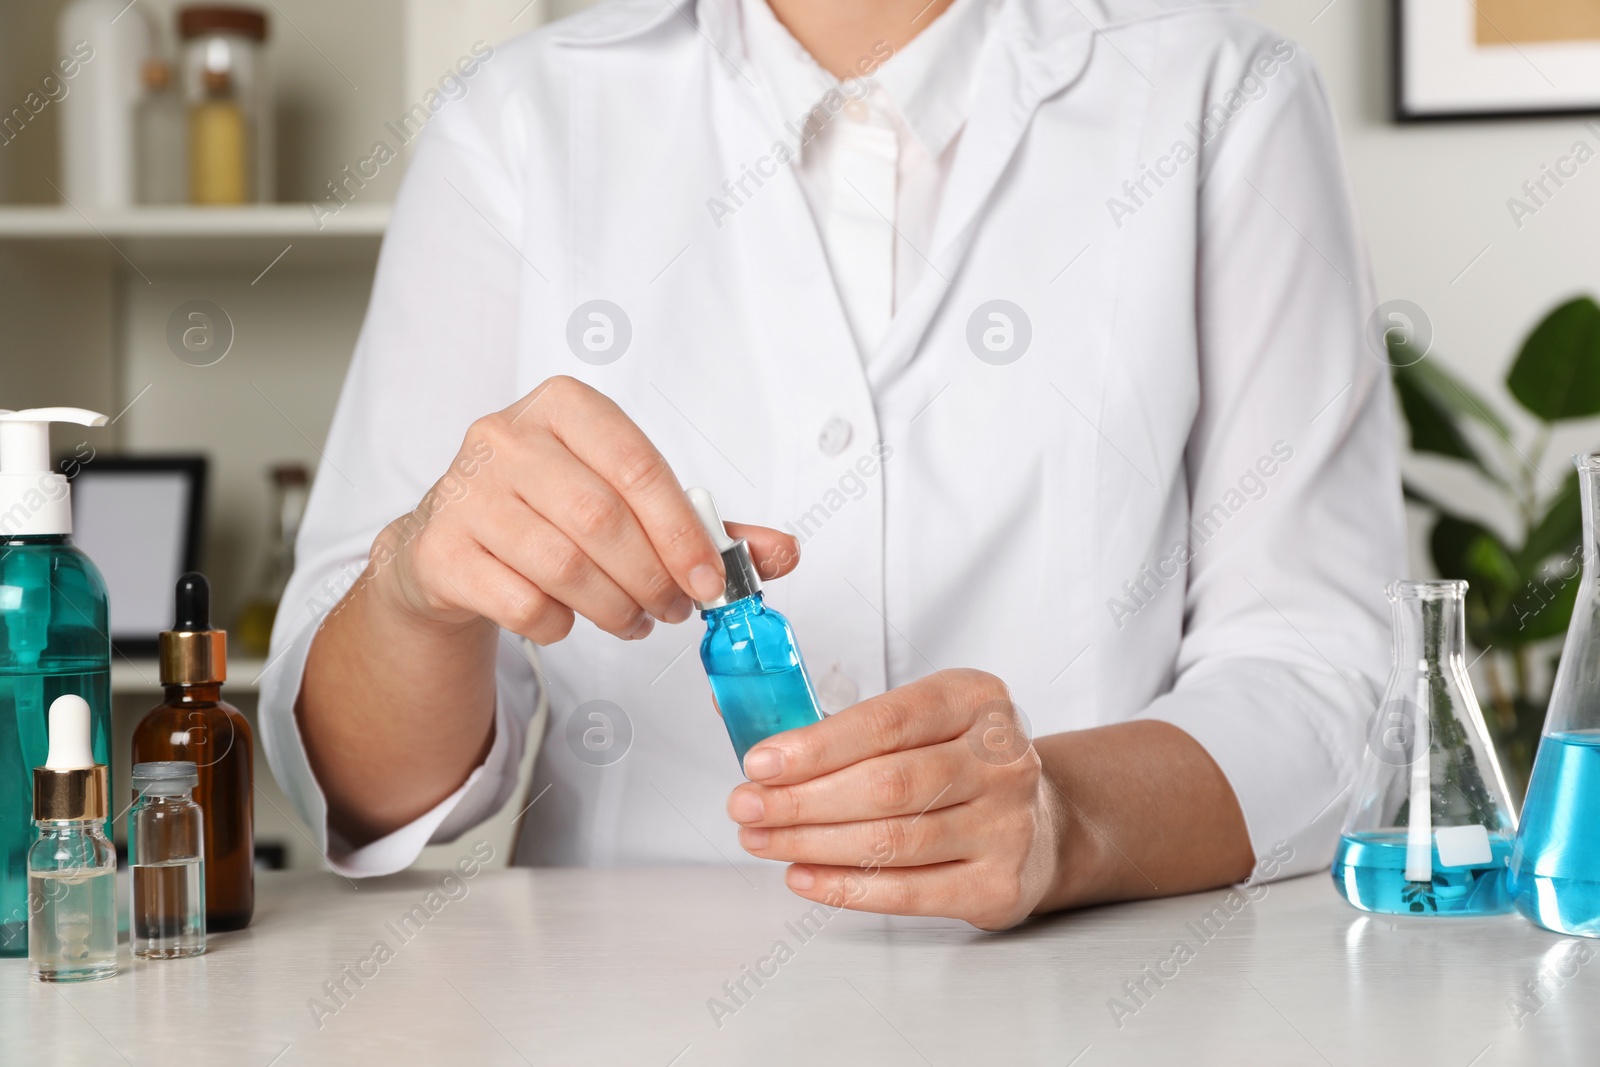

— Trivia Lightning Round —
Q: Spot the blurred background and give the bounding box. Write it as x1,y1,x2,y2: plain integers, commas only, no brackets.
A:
0,0,1596,871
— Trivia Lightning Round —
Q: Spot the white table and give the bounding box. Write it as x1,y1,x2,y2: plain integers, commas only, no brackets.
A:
0,864,1589,1065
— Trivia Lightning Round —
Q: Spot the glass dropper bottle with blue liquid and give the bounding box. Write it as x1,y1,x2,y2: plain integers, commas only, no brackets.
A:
687,488,825,772
1510,453,1600,936
1332,579,1519,916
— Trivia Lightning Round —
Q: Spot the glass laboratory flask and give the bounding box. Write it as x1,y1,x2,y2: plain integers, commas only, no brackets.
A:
1333,580,1517,915
1511,453,1600,936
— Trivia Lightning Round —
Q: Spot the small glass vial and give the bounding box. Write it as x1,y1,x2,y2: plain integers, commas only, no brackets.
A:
29,695,117,983
129,761,206,959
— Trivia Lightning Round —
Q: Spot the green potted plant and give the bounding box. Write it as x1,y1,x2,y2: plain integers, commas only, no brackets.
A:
1391,295,1600,796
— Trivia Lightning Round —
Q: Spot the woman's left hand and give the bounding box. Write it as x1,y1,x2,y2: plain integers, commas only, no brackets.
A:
727,668,1064,930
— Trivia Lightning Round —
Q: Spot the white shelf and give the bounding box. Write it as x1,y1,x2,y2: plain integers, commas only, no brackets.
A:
112,657,269,696
0,204,390,269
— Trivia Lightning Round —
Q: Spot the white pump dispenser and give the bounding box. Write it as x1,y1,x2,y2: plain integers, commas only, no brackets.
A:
0,408,107,536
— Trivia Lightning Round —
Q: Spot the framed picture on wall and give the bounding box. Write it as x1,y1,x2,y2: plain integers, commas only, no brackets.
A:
69,456,207,658
1396,0,1600,120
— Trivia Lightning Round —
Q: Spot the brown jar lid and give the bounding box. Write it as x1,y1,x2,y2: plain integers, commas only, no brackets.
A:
271,462,309,486
179,6,269,41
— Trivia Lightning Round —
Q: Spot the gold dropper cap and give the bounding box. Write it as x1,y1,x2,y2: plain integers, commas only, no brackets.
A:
159,571,228,686
34,766,108,822
33,695,107,821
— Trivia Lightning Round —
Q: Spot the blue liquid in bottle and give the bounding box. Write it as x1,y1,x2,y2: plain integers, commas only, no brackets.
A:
701,595,824,769
1510,730,1600,936
687,487,824,773
1332,831,1512,915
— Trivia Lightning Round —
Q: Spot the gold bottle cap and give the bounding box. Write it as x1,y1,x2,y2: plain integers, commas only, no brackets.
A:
160,572,228,686
34,765,108,822
160,630,228,685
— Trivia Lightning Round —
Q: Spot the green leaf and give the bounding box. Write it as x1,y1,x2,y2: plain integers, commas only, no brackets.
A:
1430,514,1521,648
1401,479,1450,512
1493,571,1580,644
1465,534,1521,591
1397,354,1510,438
1392,358,1515,492
1506,296,1600,421
1430,514,1515,591
1394,368,1478,465
1518,469,1581,572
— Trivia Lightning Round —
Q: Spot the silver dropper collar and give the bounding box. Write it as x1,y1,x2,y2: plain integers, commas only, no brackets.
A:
695,537,763,610
686,487,764,610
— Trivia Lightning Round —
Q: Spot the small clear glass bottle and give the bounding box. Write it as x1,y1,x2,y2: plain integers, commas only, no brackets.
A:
29,695,117,983
129,761,206,959
136,57,188,204
688,489,824,771
1333,580,1518,916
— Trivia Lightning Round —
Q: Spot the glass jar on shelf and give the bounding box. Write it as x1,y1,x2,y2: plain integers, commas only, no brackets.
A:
234,462,308,658
178,5,271,204
136,58,188,204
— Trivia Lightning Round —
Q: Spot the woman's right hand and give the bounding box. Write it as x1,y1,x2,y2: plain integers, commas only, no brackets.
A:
369,375,801,645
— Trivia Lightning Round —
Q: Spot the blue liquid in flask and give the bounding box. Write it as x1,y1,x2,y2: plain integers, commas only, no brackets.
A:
1332,831,1512,915
1510,730,1600,936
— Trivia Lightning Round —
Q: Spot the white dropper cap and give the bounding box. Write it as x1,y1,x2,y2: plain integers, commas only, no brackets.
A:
0,407,108,535
685,487,762,610
687,487,736,552
34,693,106,822
45,694,95,769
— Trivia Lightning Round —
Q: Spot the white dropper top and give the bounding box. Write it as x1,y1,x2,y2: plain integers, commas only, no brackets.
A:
687,487,736,551
684,487,761,609
0,407,108,536
45,695,95,769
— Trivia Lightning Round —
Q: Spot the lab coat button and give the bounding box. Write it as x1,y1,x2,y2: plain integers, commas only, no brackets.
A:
843,99,869,123
816,664,860,713
818,417,852,456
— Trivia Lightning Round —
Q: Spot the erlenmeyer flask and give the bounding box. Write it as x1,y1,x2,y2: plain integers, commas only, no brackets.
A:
1511,453,1600,936
1333,580,1518,915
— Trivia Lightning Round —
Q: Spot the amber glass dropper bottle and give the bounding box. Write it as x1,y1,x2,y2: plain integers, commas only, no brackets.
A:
132,572,255,931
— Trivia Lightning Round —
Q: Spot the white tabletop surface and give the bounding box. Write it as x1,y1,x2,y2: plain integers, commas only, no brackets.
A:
0,863,1590,1065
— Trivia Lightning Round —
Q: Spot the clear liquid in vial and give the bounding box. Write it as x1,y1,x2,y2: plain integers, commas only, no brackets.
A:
133,858,206,959
29,865,117,982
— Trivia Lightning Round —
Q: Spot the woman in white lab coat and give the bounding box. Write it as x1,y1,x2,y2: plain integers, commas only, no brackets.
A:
262,0,1403,928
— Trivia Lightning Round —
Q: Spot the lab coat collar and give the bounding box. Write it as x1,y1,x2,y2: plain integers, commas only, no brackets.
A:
735,0,994,162
548,0,1248,56
549,0,1248,385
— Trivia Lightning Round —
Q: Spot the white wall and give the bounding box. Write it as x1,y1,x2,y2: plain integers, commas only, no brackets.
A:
1254,0,1600,563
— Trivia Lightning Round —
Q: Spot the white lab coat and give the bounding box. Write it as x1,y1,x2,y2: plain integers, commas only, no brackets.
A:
261,0,1405,882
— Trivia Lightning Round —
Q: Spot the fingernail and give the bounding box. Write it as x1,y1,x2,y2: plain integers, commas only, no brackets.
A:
743,748,783,781
689,563,724,602
742,827,769,850
665,595,694,624
787,865,815,890
626,616,654,640
729,790,764,823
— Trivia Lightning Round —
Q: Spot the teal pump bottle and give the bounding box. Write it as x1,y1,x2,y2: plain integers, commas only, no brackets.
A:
689,488,825,773
0,408,111,958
